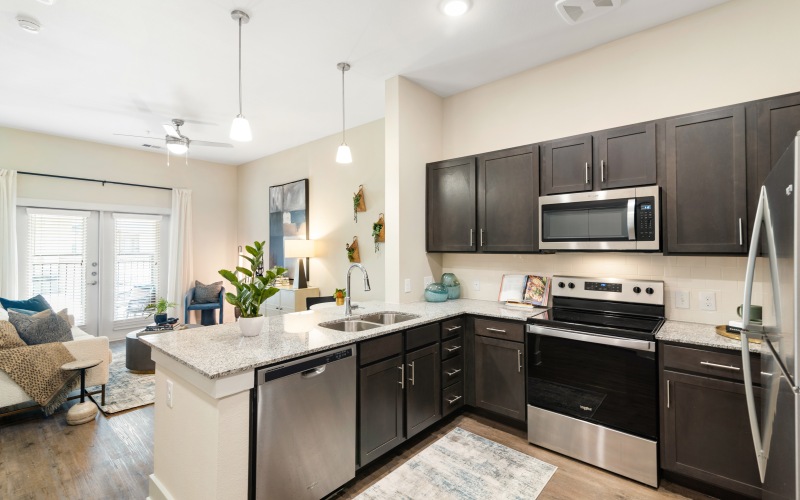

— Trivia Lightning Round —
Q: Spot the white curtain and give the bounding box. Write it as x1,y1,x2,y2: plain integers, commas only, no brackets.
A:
0,170,18,299
167,188,193,316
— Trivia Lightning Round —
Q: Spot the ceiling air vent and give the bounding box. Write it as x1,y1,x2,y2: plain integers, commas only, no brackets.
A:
555,0,621,25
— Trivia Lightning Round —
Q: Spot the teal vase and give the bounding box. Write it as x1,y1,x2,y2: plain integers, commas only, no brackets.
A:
424,283,448,302
441,273,460,299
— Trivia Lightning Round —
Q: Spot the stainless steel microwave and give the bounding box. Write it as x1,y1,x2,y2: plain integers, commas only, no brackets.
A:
539,186,660,251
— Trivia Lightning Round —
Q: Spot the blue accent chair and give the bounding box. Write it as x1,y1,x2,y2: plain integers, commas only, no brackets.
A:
184,287,225,326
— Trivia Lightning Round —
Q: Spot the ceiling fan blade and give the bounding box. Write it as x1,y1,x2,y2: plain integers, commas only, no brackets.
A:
163,124,181,138
191,140,234,148
114,134,165,141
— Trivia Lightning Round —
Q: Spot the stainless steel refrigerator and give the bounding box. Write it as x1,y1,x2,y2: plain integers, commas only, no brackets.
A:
741,132,800,500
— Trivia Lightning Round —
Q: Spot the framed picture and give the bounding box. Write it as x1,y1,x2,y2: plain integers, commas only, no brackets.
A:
268,179,309,282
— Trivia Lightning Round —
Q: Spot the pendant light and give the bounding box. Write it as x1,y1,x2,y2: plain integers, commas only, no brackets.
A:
230,10,252,142
336,62,352,164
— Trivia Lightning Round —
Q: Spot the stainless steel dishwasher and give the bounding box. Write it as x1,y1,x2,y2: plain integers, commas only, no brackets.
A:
254,345,356,500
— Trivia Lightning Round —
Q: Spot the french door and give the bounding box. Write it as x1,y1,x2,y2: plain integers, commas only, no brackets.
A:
17,207,167,339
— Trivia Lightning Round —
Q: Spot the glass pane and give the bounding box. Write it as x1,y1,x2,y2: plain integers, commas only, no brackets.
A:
543,210,589,240
588,208,628,238
113,218,160,321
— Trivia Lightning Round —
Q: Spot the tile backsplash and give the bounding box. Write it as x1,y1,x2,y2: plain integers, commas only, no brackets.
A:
441,253,768,326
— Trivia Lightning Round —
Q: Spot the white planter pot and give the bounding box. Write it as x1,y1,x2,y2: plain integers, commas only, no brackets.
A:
238,316,265,337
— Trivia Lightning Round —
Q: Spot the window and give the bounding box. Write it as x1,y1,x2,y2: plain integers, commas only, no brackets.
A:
113,214,162,322
25,209,88,325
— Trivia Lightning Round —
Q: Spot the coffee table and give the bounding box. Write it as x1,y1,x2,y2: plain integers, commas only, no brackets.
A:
61,359,102,425
126,325,203,373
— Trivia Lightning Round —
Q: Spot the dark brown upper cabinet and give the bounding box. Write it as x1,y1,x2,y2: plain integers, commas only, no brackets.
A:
426,157,477,252
595,122,657,190
757,93,800,182
541,134,593,195
477,145,539,252
665,106,748,254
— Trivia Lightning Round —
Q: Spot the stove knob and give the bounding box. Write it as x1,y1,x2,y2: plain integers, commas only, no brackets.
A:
568,282,575,289
558,282,565,289
633,286,641,294
646,287,654,295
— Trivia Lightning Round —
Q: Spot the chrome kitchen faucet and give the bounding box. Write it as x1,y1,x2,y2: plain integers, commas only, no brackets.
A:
345,263,370,316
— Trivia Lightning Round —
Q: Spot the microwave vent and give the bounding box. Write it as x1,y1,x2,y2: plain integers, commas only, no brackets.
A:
555,0,621,25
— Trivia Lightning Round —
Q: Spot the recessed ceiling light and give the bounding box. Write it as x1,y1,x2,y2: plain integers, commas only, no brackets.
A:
36,0,56,5
16,15,41,33
440,0,472,17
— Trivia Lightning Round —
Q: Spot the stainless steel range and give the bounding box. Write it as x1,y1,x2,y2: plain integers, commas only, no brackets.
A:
526,276,665,487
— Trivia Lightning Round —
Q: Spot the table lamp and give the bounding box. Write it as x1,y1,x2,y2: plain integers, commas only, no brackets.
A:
284,239,315,289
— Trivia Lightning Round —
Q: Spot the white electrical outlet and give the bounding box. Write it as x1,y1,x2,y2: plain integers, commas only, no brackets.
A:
404,278,411,293
698,291,716,311
675,290,690,309
423,276,434,287
166,379,174,408
472,280,480,291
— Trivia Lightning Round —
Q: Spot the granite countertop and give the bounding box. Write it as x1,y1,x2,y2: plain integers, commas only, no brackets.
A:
141,299,547,380
656,320,761,354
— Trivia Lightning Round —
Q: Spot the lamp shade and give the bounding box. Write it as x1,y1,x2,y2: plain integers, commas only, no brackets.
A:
284,239,315,258
336,144,352,164
230,115,252,142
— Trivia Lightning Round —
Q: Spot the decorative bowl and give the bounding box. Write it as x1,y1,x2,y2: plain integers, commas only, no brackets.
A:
424,283,449,302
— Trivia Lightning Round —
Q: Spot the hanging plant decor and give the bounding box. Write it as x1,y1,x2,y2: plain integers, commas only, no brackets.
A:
346,236,361,263
353,184,366,222
372,213,385,253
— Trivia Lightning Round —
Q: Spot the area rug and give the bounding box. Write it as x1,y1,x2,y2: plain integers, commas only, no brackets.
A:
98,346,155,414
356,427,557,499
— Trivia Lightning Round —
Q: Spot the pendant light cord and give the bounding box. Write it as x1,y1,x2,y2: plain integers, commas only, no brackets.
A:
238,17,243,116
341,66,346,144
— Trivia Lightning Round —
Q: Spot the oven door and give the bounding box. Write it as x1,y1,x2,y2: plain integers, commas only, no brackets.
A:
526,325,658,440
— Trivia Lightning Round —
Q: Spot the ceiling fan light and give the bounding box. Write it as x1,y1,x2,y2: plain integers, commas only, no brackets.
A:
440,0,472,17
336,144,352,164
230,115,252,142
166,141,188,155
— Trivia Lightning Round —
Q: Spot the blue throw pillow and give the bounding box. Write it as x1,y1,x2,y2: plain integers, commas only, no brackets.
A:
7,308,37,316
0,295,51,314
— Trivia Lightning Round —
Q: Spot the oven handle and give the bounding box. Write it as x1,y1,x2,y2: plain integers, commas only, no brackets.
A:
526,324,655,352
627,198,636,240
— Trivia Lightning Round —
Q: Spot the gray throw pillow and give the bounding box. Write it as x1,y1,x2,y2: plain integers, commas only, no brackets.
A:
8,309,73,345
194,280,223,304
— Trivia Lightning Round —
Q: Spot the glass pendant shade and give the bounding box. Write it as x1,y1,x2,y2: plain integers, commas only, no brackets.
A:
230,115,252,142
166,139,188,155
336,144,352,164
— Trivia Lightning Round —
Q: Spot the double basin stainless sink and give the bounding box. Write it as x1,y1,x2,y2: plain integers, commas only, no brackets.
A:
320,312,419,332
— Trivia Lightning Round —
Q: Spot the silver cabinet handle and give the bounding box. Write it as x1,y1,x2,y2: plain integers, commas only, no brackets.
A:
446,395,462,405
666,380,671,409
601,160,605,183
446,325,462,332
88,281,98,286
470,229,474,246
701,361,741,372
585,162,590,184
739,218,744,246
445,368,462,377
409,361,415,386
398,364,405,389
480,228,484,247
517,350,522,373
486,327,506,333
444,345,462,352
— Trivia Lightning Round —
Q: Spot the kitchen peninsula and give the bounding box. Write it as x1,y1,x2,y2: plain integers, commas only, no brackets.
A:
141,299,543,500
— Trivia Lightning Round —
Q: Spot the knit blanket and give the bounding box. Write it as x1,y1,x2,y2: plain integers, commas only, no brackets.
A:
0,343,77,415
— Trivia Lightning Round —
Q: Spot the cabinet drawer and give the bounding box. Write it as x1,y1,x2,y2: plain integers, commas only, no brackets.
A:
474,318,524,343
406,323,440,351
441,334,464,360
662,344,760,383
442,379,464,417
441,355,463,386
360,333,403,366
441,317,464,339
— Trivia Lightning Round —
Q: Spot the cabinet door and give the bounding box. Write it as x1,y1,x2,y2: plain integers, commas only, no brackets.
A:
475,335,525,421
665,106,747,254
359,355,405,467
662,370,762,498
426,157,477,252
541,134,592,195
478,145,539,252
596,122,657,190
406,343,441,438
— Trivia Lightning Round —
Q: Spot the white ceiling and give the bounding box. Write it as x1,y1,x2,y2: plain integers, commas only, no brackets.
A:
0,0,728,165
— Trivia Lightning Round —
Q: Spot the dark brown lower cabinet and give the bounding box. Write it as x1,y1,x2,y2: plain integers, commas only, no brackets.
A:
359,354,404,467
475,335,525,421
662,369,763,498
406,343,441,439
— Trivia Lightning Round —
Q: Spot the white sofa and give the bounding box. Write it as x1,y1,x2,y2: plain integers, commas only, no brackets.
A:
0,326,111,410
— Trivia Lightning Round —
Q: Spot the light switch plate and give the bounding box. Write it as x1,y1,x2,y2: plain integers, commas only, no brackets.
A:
472,280,480,291
698,291,716,311
166,379,174,408
404,278,411,293
675,290,690,309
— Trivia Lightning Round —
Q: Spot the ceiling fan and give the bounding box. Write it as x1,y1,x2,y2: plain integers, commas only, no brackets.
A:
115,118,233,156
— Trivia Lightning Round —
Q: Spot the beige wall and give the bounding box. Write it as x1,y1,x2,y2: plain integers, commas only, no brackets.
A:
237,120,385,302
0,127,239,325
434,0,799,325
385,77,444,303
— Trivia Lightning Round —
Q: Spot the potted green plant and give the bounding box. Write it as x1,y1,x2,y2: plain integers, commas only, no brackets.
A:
333,288,346,306
219,241,286,337
145,297,176,325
